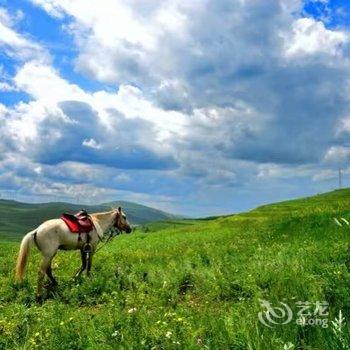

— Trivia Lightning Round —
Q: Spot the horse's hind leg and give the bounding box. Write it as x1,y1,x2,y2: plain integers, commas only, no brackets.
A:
37,254,55,300
74,250,87,279
46,264,58,286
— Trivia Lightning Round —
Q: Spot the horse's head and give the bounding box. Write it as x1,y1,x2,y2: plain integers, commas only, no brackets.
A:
114,207,132,233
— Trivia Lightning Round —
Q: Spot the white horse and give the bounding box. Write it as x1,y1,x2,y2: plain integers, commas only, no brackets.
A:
15,207,132,299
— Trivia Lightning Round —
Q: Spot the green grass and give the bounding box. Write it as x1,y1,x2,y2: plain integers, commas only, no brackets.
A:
1,189,350,349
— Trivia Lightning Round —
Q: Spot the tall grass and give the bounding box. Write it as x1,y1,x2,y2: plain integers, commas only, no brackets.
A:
0,189,350,349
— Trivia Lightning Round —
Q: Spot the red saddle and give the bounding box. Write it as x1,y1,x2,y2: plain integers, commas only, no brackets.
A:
61,210,94,233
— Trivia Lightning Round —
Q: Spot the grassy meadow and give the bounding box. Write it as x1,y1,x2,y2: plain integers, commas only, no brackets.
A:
0,189,350,349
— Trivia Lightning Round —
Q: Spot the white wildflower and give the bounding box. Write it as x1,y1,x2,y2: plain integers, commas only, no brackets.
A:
283,343,294,350
334,218,342,227
165,331,172,338
340,218,349,225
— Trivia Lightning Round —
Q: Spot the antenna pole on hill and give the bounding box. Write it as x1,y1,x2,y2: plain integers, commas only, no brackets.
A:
339,168,342,189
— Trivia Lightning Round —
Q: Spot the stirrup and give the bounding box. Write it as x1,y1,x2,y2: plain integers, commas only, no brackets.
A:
83,243,92,253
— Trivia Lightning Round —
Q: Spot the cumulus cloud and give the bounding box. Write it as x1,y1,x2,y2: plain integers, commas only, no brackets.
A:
14,61,85,101
1,0,350,215
27,0,348,173
0,8,49,62
4,66,181,170
30,0,186,84
324,146,350,164
284,17,347,57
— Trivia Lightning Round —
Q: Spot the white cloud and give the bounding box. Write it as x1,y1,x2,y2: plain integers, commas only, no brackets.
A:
4,57,266,190
312,169,337,181
5,60,187,163
257,163,316,180
0,81,17,91
29,0,193,84
284,17,347,57
335,114,350,136
27,0,64,18
13,60,187,141
324,146,350,164
14,61,85,101
0,8,49,62
4,99,66,151
257,164,284,178
312,166,350,181
82,138,102,150
0,154,179,210
3,0,350,215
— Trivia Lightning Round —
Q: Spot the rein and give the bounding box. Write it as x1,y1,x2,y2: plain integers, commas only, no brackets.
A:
83,211,120,252
94,227,121,253
72,227,121,278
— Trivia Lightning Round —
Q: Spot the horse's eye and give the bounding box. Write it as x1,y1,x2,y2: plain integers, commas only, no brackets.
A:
122,215,126,219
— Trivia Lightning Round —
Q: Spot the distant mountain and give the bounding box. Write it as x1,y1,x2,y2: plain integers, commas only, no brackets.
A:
0,199,178,240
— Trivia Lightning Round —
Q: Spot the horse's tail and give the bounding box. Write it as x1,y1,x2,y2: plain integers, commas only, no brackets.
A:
15,230,36,282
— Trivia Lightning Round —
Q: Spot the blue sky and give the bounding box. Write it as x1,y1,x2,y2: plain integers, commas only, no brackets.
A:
0,0,350,216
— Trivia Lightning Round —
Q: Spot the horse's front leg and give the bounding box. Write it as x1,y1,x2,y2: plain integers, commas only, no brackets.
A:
86,252,94,277
74,249,87,279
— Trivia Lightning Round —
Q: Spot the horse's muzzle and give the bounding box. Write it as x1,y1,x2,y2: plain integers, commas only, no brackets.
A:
126,227,132,234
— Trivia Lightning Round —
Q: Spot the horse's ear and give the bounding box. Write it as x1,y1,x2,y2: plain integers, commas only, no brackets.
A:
118,206,122,212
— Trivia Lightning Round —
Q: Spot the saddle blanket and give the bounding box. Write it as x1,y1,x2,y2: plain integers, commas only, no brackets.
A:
61,214,94,233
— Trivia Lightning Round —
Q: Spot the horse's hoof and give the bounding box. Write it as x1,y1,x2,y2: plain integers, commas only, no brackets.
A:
73,277,83,285
36,295,43,304
46,282,58,290
44,281,57,287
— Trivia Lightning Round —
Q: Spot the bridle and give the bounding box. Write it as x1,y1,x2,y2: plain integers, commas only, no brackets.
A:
113,210,132,233
113,211,122,230
94,211,128,253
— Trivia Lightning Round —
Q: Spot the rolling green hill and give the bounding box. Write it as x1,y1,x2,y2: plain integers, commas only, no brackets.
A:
0,199,178,240
0,189,350,349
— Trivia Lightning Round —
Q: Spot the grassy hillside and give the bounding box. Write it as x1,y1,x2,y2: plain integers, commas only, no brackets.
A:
0,199,177,240
0,189,350,349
